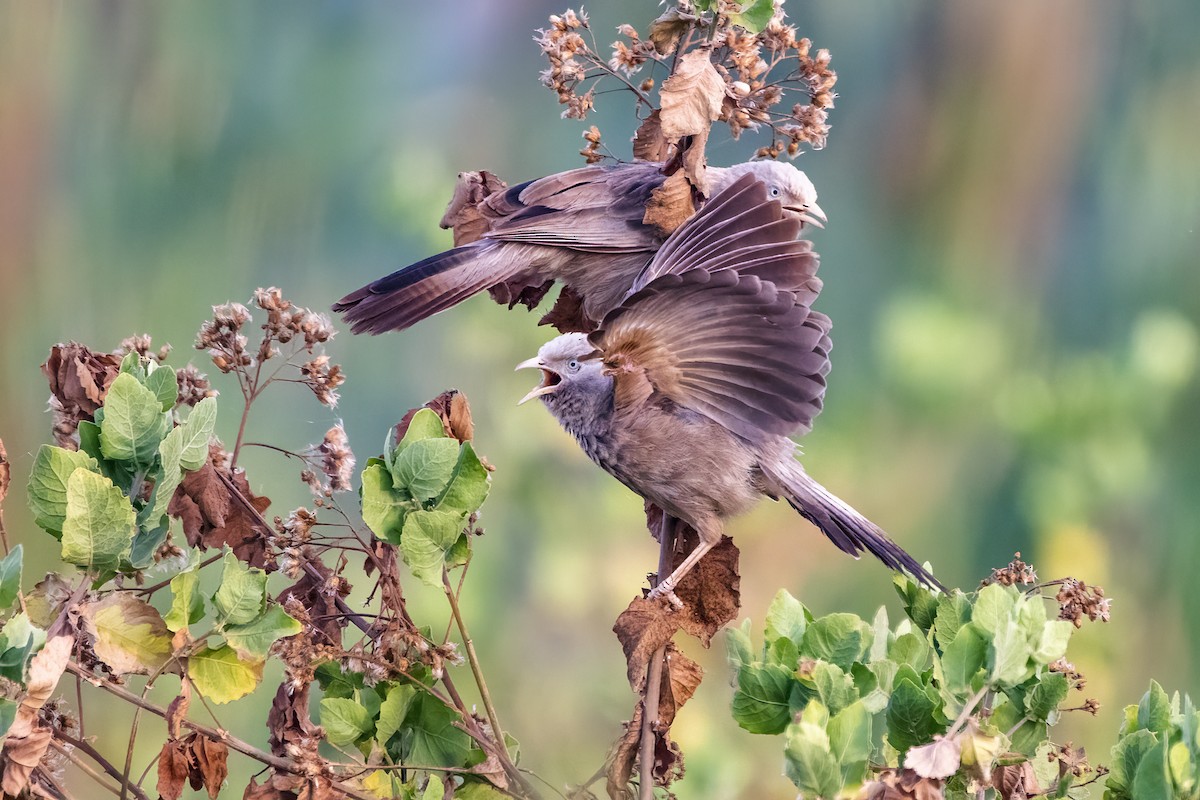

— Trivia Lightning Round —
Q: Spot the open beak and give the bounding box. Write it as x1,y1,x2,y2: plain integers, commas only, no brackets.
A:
515,357,562,405
787,202,827,230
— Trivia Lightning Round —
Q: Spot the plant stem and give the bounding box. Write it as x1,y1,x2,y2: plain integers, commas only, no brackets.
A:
54,732,148,800
639,514,676,800
442,566,506,751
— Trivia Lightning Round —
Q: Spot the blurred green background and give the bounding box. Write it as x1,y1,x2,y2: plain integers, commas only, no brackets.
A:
1,1,1197,797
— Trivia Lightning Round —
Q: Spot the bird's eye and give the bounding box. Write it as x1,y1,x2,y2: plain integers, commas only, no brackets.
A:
566,359,580,372
769,186,781,197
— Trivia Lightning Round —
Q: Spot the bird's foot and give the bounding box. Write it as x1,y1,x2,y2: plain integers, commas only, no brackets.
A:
648,581,683,610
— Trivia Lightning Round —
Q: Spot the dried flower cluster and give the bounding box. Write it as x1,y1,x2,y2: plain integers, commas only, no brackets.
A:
118,333,172,364
1056,578,1111,627
175,364,215,408
196,302,253,374
301,424,355,497
982,552,1038,588
538,4,837,163
1048,657,1087,690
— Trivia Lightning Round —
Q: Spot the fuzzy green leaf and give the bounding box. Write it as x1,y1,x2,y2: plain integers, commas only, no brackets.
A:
1027,673,1070,721
400,509,466,587
79,594,172,676
828,700,872,785
60,469,136,571
886,676,939,753
188,644,263,704
933,591,972,648
145,364,178,411
99,373,168,465
140,426,184,528
1131,738,1172,800
361,463,409,544
224,605,301,660
972,583,1017,636
0,545,22,610
320,697,374,746
811,661,858,717
784,703,843,799
178,397,217,471
375,684,417,747
27,445,99,536
802,613,872,670
212,550,267,626
165,568,204,633
989,619,1032,686
732,662,795,734
391,438,460,502
1138,680,1172,735
404,692,473,767
727,0,775,34
435,442,490,515
941,622,987,693
396,409,445,451
0,698,17,739
765,589,808,648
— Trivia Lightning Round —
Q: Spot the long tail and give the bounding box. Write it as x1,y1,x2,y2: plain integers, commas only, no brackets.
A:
332,241,519,334
763,459,944,591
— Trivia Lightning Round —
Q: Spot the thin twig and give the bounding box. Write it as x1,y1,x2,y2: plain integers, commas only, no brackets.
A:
442,566,506,753
49,740,122,797
639,514,676,800
56,730,150,800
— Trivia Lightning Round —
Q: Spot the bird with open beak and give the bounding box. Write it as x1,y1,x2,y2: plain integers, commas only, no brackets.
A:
334,159,825,336
517,175,940,602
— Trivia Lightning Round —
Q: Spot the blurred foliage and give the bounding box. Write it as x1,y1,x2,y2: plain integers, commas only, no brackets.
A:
1,1,1198,797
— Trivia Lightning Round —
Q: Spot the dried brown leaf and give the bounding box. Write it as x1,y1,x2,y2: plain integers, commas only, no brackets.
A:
395,390,477,444
24,632,72,711
0,725,51,796
41,342,122,420
992,758,1039,800
539,285,595,334
659,50,724,142
170,453,273,569
632,111,670,163
267,681,322,758
642,171,696,238
604,708,640,800
487,276,555,312
614,597,682,692
439,170,508,246
157,739,191,800
648,7,696,55
166,682,192,740
672,534,740,647
657,643,702,728
277,559,346,648
192,735,229,800
862,768,946,800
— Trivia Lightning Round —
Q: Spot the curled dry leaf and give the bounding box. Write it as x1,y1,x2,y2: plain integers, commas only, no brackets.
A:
267,681,322,759
670,534,740,646
439,170,509,246
648,6,697,56
487,276,555,313
658,642,702,728
859,768,946,800
632,110,670,163
1,633,74,795
157,733,229,800
538,285,594,334
904,736,962,780
658,49,724,192
169,448,274,570
394,390,477,444
605,704,641,800
0,726,51,796
277,559,347,648
0,438,9,504
614,596,684,691
991,758,1040,800
41,342,122,420
642,171,696,238
157,739,191,800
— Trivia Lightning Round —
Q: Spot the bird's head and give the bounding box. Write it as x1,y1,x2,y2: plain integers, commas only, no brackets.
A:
727,160,827,230
515,332,606,407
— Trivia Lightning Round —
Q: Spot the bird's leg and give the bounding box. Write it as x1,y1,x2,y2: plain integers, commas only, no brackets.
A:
647,517,722,603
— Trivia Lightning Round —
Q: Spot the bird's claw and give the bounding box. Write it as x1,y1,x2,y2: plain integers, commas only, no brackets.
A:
648,582,683,610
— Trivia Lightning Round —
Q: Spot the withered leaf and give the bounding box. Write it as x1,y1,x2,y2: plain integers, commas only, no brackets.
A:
657,643,702,728
170,453,273,570
157,739,191,800
487,275,555,312
658,50,724,143
41,342,122,421
79,593,173,676
192,735,229,800
604,707,641,800
439,170,508,246
671,534,741,647
24,632,72,711
0,724,51,796
992,759,1039,800
539,285,595,334
614,597,683,692
904,736,962,780
632,110,670,163
642,171,696,238
394,389,477,444
278,559,346,648
863,768,947,800
166,682,192,740
267,681,322,758
647,6,697,55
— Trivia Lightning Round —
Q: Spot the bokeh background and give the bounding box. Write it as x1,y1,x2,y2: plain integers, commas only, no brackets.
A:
1,1,1198,797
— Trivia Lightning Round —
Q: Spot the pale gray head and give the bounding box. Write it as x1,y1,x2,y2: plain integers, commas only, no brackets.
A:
515,332,609,409
715,161,827,229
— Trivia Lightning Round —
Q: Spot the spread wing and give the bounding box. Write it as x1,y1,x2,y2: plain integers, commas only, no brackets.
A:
628,173,819,301
589,267,832,443
480,162,666,254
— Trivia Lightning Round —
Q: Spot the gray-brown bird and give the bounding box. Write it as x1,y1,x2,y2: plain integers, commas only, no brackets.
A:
516,175,941,598
332,160,825,335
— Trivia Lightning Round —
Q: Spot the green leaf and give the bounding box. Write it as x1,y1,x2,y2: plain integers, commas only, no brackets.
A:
828,700,872,786
421,775,445,800
391,438,460,502
165,567,204,633
727,0,774,34
765,589,808,648
27,445,99,536
0,545,22,610
1131,738,1172,800
767,635,799,669
145,364,178,411
396,409,445,452
1026,673,1070,721
988,619,1032,686
315,661,363,699
1168,741,1194,797
400,509,467,587
972,583,1017,635
1108,729,1159,797
361,463,409,544
60,469,136,571
889,632,930,671
726,621,754,671
933,591,972,648
784,703,843,799
811,662,857,716
178,396,217,471
188,644,263,704
99,372,168,465
435,442,490,515
0,697,17,738
212,550,267,626
732,662,795,734
375,684,417,746
320,697,374,746
404,692,473,767
1138,680,1172,734
895,575,939,632
0,614,37,683
802,613,871,670
79,594,172,676
991,700,1047,757
140,426,184,528
941,622,987,693
224,606,302,660
1033,620,1072,664
886,676,940,752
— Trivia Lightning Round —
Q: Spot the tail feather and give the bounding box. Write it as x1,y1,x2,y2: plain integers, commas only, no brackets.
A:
764,460,944,591
332,242,515,334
